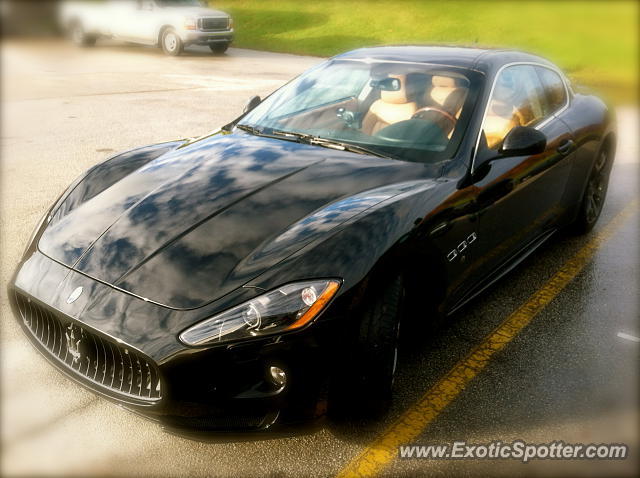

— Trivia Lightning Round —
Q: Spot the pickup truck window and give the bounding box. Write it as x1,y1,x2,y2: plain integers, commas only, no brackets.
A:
156,0,203,6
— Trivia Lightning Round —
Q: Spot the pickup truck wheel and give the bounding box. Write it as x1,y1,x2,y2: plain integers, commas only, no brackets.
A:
209,43,229,55
161,28,183,56
69,22,96,47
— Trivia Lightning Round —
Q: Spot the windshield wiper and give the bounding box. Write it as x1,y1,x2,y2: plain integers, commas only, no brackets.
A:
235,124,264,136
307,137,392,159
270,129,316,141
239,126,393,159
270,130,392,159
236,125,306,144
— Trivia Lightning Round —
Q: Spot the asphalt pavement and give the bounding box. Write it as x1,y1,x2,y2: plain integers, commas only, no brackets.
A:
1,39,638,477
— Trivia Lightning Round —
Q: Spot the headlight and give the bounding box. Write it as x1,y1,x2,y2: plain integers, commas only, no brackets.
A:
228,17,234,29
184,17,197,30
179,279,341,346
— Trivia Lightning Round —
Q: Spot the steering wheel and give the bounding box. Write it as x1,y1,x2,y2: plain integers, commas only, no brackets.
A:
411,106,457,132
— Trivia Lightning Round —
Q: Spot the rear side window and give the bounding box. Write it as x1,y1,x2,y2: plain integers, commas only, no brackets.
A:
536,67,567,115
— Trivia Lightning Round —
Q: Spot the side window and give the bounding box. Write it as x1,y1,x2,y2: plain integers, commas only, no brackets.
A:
535,67,567,115
482,65,547,149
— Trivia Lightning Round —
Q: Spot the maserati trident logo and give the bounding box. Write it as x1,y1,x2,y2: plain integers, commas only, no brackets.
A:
65,323,84,363
66,286,83,304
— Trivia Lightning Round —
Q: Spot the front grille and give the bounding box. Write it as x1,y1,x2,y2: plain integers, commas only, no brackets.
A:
14,292,162,403
199,17,229,31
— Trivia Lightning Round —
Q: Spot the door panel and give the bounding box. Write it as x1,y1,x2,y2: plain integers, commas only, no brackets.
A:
472,122,573,275
412,180,483,314
134,1,158,43
469,65,576,289
111,2,139,40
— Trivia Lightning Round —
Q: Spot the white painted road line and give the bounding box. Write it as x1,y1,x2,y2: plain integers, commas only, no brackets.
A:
616,332,640,343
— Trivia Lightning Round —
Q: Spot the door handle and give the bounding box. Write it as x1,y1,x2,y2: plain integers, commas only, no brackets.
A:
557,139,575,156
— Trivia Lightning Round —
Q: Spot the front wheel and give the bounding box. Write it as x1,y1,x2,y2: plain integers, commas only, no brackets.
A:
572,144,613,234
161,28,183,56
332,275,404,419
209,43,229,55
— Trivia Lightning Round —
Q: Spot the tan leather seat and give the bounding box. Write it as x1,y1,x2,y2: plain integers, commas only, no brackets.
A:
483,84,521,148
362,74,418,135
428,76,467,117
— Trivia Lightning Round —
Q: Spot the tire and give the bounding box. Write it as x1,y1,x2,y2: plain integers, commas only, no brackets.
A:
68,21,96,47
334,275,404,419
209,43,229,55
571,143,613,234
161,28,183,56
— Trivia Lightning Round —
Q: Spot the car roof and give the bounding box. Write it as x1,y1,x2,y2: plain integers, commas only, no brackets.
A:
333,45,555,72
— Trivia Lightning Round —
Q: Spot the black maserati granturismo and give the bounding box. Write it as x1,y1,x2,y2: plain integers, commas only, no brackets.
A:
9,46,615,431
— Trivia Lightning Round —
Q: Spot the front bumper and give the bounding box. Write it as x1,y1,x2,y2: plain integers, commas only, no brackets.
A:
9,251,342,432
181,29,234,46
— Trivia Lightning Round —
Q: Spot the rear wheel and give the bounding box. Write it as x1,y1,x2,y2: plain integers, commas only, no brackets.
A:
209,43,230,55
68,21,96,47
572,144,612,234
161,28,183,56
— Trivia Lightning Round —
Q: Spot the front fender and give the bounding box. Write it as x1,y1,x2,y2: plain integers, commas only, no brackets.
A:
245,180,441,304
49,140,187,224
21,140,186,261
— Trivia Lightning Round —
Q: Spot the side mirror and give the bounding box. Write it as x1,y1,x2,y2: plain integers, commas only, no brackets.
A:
465,126,548,185
243,95,261,114
499,126,546,157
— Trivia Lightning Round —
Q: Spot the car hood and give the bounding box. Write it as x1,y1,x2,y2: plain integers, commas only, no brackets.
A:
38,132,434,309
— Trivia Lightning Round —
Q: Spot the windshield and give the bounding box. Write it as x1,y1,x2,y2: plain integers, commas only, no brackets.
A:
239,59,482,163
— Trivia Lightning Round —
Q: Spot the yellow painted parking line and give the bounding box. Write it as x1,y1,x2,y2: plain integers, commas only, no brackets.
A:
336,199,639,478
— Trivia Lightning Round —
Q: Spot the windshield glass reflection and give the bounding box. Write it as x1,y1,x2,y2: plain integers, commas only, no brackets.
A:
240,59,480,163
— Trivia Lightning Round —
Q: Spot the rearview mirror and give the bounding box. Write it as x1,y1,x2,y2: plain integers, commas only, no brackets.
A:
243,95,261,114
499,126,546,157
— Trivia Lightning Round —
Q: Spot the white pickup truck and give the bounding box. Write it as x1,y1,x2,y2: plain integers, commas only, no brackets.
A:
59,0,234,55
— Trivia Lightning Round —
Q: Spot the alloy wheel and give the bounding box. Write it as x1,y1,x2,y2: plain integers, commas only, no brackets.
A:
584,150,608,224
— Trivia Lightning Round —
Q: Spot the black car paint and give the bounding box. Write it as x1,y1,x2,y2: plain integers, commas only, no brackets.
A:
9,46,614,430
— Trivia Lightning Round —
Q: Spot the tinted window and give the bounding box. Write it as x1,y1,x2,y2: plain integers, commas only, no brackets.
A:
240,60,481,164
482,65,548,149
536,66,567,114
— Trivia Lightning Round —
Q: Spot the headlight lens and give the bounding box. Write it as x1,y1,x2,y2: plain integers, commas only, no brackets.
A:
184,17,197,30
179,279,341,346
